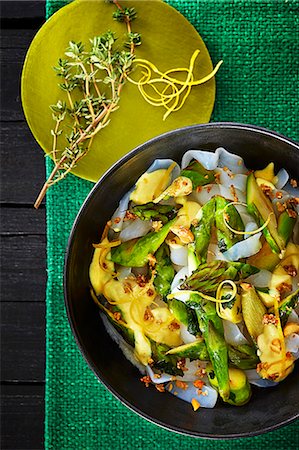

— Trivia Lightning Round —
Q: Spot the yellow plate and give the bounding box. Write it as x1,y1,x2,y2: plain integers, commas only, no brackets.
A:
22,0,216,182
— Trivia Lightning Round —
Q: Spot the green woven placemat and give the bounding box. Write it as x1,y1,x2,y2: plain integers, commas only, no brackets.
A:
45,1,299,449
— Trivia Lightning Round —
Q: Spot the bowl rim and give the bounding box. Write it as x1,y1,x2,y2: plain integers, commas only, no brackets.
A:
64,121,299,439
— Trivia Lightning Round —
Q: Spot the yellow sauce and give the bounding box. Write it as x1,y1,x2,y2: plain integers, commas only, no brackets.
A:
89,242,182,364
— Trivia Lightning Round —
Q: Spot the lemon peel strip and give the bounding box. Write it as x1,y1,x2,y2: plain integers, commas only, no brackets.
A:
127,50,222,120
222,201,274,235
167,284,236,304
216,280,238,319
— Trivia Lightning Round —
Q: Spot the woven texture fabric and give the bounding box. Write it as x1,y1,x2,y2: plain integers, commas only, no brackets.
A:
45,1,299,449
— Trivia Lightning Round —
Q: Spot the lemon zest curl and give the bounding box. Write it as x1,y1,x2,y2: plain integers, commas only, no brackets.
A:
126,50,223,120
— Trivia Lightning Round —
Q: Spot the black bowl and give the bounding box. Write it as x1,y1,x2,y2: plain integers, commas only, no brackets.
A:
64,122,299,439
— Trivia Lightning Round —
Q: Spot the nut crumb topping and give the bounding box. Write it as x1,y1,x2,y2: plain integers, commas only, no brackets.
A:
230,184,238,202
148,253,157,268
136,274,148,287
283,264,297,277
113,312,121,321
195,368,206,378
268,373,280,381
263,314,278,326
123,282,133,294
276,282,292,295
290,178,298,188
193,379,205,389
288,197,299,206
276,202,286,213
277,198,298,218
287,208,297,219
191,398,201,411
176,358,186,370
143,307,154,322
261,184,274,199
214,172,221,183
168,320,180,331
140,376,151,387
155,384,165,393
224,212,230,222
124,210,137,221
152,220,163,232
175,380,188,390
257,362,269,373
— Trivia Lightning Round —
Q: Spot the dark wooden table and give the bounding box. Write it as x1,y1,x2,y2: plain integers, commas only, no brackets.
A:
1,2,47,448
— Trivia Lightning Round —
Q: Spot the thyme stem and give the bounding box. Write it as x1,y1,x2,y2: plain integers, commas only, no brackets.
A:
52,116,63,163
34,157,66,209
34,0,140,209
66,89,83,133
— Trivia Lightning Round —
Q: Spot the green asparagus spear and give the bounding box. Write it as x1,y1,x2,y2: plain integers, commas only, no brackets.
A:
150,340,184,376
131,202,178,224
180,160,215,189
248,202,280,254
188,293,230,401
168,298,189,326
215,196,244,252
187,293,224,333
277,210,297,247
278,288,299,327
166,339,209,361
246,173,283,253
186,308,201,336
207,365,251,406
187,242,200,273
153,243,175,298
228,261,260,279
168,298,200,336
205,322,230,401
192,198,215,263
111,218,175,267
181,260,226,292
228,344,259,370
192,195,245,259
226,368,251,406
181,260,259,292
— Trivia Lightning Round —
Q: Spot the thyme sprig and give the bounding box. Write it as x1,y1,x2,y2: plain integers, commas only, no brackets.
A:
34,0,140,208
